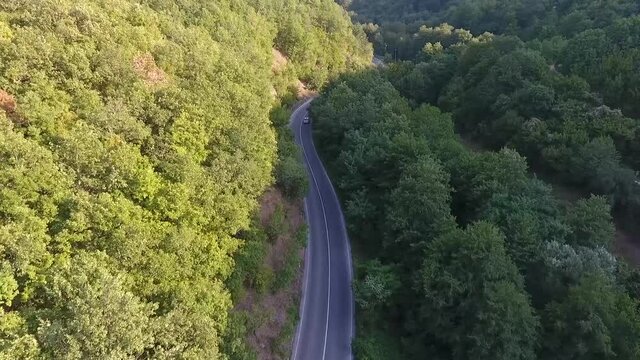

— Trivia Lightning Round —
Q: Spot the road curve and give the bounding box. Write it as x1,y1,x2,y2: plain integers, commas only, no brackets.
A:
291,99,354,360
372,55,386,68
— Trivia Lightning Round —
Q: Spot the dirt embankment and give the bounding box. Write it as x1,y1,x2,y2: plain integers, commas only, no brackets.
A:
236,188,306,360
615,229,640,266
549,179,640,267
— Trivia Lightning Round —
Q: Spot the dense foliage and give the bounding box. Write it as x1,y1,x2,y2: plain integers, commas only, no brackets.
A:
314,0,640,359
316,1,640,358
345,0,640,226
0,0,370,358
311,71,640,359
347,0,640,53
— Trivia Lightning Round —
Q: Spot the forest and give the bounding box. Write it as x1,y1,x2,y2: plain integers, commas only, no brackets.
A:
4,0,640,358
350,0,640,231
312,70,640,360
0,0,370,359
311,0,640,359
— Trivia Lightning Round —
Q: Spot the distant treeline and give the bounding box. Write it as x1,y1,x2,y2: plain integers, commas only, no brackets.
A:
348,0,640,225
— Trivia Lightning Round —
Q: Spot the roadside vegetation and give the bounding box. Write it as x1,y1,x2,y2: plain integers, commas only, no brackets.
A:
312,70,640,360
0,0,370,358
312,0,640,358
223,100,309,360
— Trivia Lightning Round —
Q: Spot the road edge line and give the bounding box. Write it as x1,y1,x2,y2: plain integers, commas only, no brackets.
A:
290,98,333,360
297,105,332,360
305,121,356,359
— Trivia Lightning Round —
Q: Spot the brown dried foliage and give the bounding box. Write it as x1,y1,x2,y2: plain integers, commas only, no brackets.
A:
0,89,26,126
133,53,168,87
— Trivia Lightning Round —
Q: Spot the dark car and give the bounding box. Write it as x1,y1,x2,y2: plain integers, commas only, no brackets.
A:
303,114,310,124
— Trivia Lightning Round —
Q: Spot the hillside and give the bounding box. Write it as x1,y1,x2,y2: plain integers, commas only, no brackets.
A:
313,1,640,359
347,0,640,238
0,0,370,358
312,65,640,360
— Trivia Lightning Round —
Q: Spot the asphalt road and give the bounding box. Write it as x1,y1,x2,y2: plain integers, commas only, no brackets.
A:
373,55,386,68
291,99,354,360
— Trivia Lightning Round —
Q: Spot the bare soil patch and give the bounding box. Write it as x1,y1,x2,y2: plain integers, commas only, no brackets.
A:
239,187,305,359
272,49,288,74
614,228,640,266
133,52,168,87
459,135,640,267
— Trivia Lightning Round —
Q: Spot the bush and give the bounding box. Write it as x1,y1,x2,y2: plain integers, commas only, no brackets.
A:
254,264,274,295
267,204,288,242
229,238,272,295
227,217,271,298
272,248,302,292
270,106,292,129
295,225,308,247
274,303,300,358
221,312,258,360
276,155,308,199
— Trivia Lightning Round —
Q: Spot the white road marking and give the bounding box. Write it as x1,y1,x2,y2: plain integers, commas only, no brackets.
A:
291,99,332,360
303,126,356,358
291,99,314,360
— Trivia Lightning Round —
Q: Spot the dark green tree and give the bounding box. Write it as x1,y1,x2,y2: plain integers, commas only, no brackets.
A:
419,222,538,360
565,195,615,249
542,274,640,360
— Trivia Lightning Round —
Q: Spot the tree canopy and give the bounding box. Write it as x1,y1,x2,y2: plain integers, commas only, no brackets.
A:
0,0,371,358
313,1,640,358
311,70,640,359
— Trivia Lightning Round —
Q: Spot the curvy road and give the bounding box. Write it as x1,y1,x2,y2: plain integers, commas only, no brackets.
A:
290,99,355,360
372,55,386,68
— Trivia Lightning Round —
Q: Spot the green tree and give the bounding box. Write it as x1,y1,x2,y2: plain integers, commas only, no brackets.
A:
36,253,155,360
542,274,640,360
0,310,40,360
384,155,456,266
483,179,569,270
566,195,615,249
354,260,400,325
454,148,529,221
419,222,538,360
